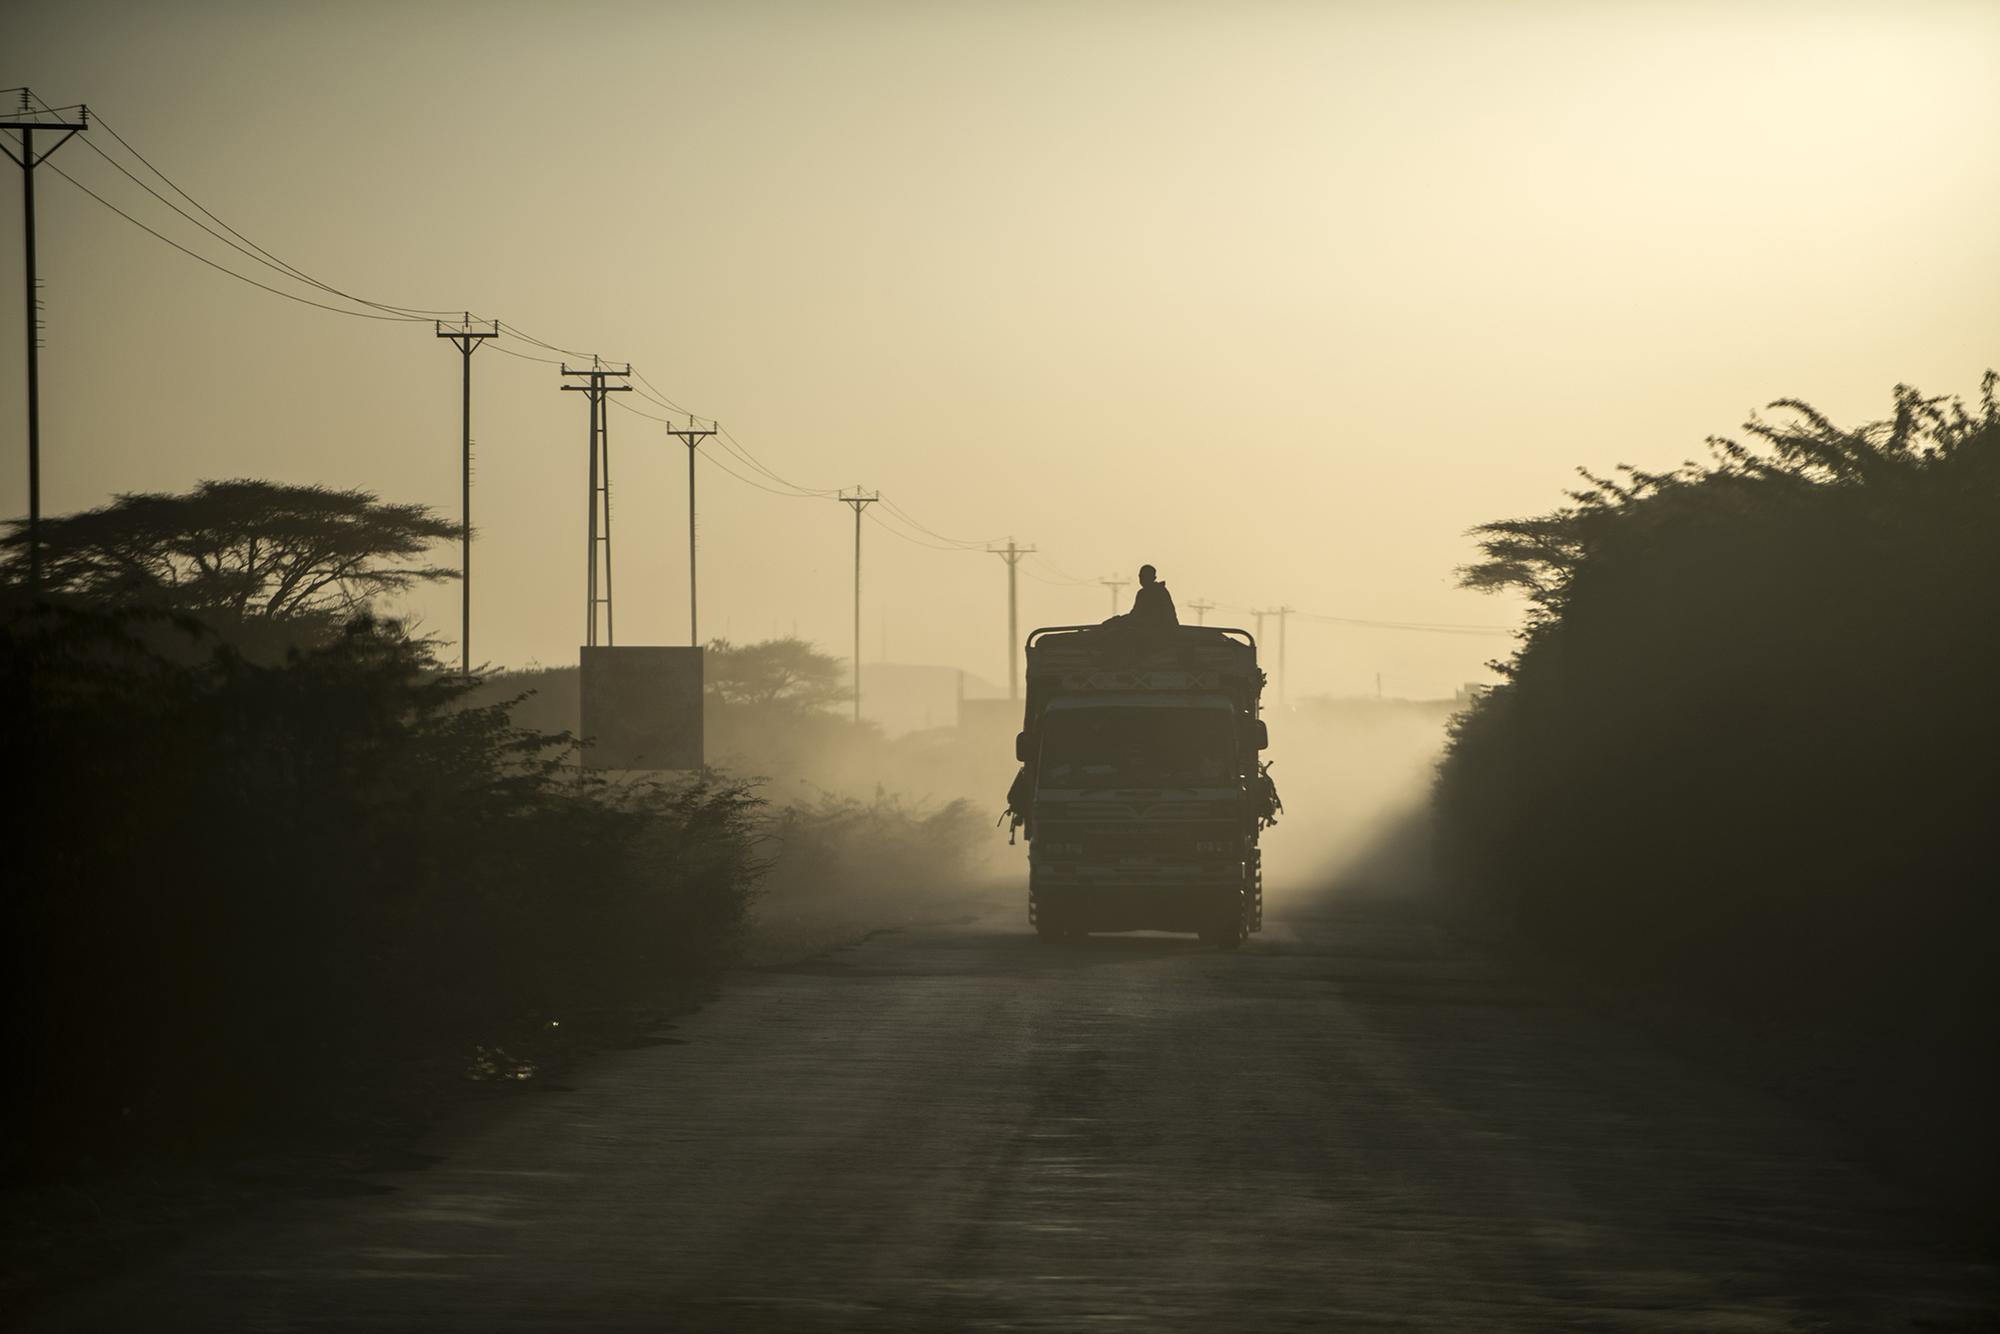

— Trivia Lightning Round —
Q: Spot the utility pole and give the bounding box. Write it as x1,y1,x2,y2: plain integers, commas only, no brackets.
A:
840,488,879,724
1189,599,1214,626
1,91,87,590
1274,605,1294,709
1253,608,1268,647
1100,576,1129,617
560,359,630,646
435,314,496,674
665,417,716,647
987,539,1036,701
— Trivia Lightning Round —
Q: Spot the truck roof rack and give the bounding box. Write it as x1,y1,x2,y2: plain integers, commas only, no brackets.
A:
1025,624,1256,651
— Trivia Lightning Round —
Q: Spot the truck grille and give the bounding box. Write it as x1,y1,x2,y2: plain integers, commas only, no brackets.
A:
1034,820,1242,860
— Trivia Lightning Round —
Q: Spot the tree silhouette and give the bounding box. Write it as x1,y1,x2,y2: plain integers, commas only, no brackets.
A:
704,636,849,712
1438,375,2000,1211
0,479,460,627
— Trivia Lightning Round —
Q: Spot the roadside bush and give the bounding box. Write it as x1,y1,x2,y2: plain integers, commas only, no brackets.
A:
759,789,987,900
3,602,761,1168
1436,377,2000,1204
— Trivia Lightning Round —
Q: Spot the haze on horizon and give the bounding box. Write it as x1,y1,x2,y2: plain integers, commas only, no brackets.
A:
6,0,1996,701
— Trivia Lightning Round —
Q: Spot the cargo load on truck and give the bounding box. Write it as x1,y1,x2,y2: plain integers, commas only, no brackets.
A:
1003,622,1279,948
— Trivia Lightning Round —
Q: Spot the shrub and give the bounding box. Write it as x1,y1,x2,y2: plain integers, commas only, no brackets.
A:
4,602,761,1166
1437,378,2000,1201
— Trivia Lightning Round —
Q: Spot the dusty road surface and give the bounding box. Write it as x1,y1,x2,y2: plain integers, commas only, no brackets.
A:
31,896,1997,1332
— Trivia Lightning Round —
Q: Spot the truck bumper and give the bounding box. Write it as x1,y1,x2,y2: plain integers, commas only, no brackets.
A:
1029,867,1248,933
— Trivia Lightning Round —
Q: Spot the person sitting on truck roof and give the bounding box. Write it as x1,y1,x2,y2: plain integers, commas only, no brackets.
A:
1128,564,1178,628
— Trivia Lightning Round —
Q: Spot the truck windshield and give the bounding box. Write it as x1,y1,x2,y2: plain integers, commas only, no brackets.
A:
1039,706,1238,788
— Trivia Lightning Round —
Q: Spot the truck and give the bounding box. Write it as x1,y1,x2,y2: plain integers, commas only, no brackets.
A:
1004,623,1280,948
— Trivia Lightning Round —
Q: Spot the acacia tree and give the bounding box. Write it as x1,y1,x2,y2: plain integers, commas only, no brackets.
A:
703,636,849,712
0,479,460,627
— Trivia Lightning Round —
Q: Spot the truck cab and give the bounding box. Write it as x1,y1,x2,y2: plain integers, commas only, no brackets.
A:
1009,624,1274,947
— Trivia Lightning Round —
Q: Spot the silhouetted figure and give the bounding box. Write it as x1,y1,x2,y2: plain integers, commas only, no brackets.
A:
1128,564,1177,628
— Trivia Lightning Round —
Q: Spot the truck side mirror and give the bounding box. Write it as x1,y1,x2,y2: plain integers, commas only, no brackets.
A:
1252,719,1270,751
1015,730,1032,763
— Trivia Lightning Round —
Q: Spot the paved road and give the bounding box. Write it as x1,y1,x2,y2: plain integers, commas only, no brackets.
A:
32,896,1996,1332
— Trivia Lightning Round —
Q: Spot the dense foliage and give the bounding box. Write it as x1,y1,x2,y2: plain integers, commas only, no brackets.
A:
3,602,760,1165
1438,377,2000,1199
704,636,850,712
0,480,459,645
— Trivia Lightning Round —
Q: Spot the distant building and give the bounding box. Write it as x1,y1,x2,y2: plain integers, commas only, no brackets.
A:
956,696,1022,739
855,663,1006,737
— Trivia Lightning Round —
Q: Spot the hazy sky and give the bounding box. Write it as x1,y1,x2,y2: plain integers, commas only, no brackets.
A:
8,0,1997,700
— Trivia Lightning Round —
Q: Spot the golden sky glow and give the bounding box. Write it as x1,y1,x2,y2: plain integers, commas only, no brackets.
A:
8,0,1997,697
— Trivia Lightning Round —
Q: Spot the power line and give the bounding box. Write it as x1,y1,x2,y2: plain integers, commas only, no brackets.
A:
698,444,825,499
84,112,459,319
487,341,566,367
1216,601,1511,636
73,110,903,531
1018,564,1093,588
864,508,970,552
606,394,677,425
877,495,1001,548
44,160,427,322
32,101,1519,657
633,368,697,417
1293,609,1512,636
715,434,833,495
1025,552,1096,585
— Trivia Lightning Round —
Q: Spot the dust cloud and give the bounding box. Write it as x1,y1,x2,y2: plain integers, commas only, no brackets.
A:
1257,696,1460,913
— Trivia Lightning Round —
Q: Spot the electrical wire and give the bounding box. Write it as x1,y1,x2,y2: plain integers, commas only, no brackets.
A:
45,160,432,322
869,504,990,551
72,133,437,323
699,447,826,500
1212,602,1510,636
864,508,973,552
496,321,602,362
633,369,700,418
716,430,838,496
85,112,461,319
486,341,566,367
1294,610,1512,636
606,395,677,426
1025,552,1098,585
877,495,1002,549
1019,564,1100,588
30,96,1521,647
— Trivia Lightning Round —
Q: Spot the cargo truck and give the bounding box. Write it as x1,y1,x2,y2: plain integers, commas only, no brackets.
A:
1004,623,1279,947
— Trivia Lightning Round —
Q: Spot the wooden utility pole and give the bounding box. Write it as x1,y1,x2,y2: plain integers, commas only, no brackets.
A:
840,488,879,723
1100,577,1129,617
666,417,716,646
560,360,630,646
435,315,496,674
1189,598,1214,626
987,539,1037,701
1,91,87,589
1274,605,1294,708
